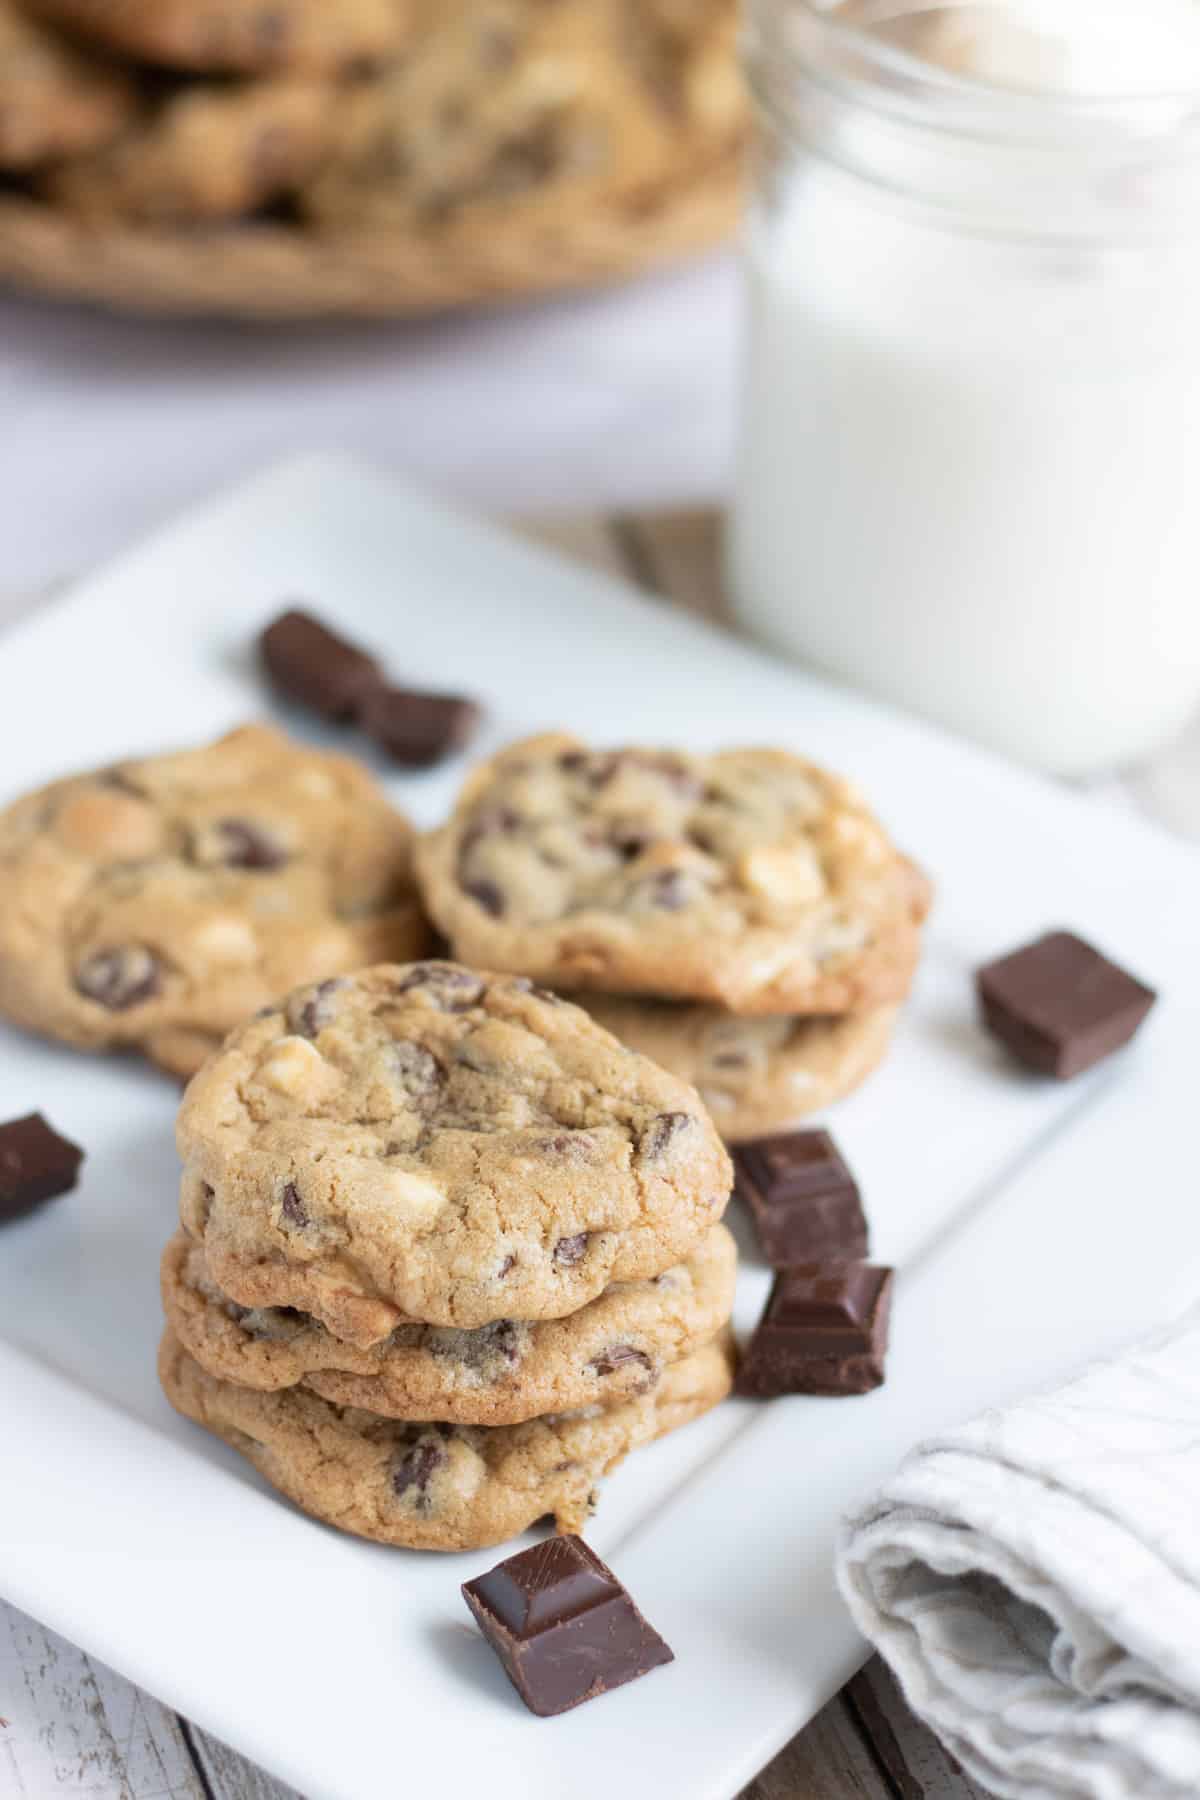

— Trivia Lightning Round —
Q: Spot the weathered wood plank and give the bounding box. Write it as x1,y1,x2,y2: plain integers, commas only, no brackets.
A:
739,1694,895,1800
846,1660,995,1800
187,1725,301,1800
617,509,730,623
0,1603,204,1800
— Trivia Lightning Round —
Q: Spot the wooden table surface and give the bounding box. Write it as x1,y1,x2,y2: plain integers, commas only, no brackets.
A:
4,507,1197,1800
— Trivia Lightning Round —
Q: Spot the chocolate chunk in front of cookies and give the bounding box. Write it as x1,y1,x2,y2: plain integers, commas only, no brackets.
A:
737,1263,893,1398
462,1535,674,1716
358,685,481,768
733,1128,868,1266
260,607,382,721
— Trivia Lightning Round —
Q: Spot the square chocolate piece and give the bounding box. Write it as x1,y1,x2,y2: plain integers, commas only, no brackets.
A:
259,608,381,721
358,685,481,768
0,1112,84,1223
736,1262,893,1398
976,930,1156,1080
462,1535,674,1716
733,1128,868,1266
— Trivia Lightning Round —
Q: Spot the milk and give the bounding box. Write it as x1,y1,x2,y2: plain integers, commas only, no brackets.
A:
729,0,1200,774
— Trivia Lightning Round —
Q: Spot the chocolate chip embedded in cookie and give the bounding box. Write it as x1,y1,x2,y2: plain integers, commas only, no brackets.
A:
22,0,409,73
579,996,899,1142
0,0,133,171
415,734,931,1015
158,1326,735,1551
0,724,429,1077
161,1221,736,1424
43,77,335,223
176,961,733,1342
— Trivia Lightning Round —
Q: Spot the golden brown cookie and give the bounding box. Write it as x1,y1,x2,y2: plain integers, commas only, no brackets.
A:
177,961,733,1342
22,0,410,73
162,1221,737,1423
43,77,334,222
578,997,899,1142
0,724,429,1076
159,1325,735,1550
416,734,932,1015
301,0,743,235
0,0,132,170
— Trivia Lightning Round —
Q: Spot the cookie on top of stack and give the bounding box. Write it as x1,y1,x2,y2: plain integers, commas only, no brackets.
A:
159,960,737,1551
414,733,932,1143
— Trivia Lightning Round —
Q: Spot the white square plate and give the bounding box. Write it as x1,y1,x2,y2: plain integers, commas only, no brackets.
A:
1,455,1198,1800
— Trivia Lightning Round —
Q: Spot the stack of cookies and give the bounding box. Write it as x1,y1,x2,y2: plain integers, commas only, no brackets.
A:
159,961,737,1551
0,0,743,315
414,734,932,1143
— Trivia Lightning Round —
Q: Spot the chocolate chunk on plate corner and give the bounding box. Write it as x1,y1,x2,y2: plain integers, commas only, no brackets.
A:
462,1534,674,1717
258,606,382,723
736,1261,893,1399
358,684,482,768
732,1127,868,1267
0,1112,85,1224
976,929,1157,1080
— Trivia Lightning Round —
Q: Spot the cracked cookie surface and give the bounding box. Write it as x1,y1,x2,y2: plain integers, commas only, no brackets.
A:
22,0,410,72
162,1221,736,1424
159,1326,734,1550
177,961,733,1340
579,997,899,1143
0,724,428,1077
416,733,931,1014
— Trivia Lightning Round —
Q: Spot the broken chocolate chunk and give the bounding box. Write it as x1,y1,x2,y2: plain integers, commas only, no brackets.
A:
736,1262,893,1398
553,1233,589,1267
358,685,481,768
0,1113,84,1224
976,930,1157,1080
462,1535,674,1716
259,607,381,722
733,1128,868,1266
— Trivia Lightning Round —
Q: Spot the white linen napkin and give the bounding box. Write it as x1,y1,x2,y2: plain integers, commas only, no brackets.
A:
837,1307,1200,1800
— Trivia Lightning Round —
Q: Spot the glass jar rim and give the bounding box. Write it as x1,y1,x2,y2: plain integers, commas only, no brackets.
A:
754,0,1200,144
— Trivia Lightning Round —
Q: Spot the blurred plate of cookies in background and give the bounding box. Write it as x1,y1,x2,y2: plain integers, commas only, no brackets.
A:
0,0,745,316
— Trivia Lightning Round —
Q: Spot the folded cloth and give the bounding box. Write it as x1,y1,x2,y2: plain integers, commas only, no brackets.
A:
837,1308,1200,1800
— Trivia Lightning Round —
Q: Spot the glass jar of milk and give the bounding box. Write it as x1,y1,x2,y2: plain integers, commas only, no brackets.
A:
728,0,1200,775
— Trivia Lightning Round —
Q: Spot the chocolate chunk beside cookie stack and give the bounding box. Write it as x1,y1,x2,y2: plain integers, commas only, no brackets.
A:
159,961,736,1551
414,734,931,1141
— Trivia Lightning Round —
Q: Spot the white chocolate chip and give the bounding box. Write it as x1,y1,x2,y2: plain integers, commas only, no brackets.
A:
738,845,826,906
258,1035,333,1096
191,915,258,965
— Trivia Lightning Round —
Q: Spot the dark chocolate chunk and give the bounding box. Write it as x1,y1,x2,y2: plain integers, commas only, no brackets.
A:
0,1113,84,1224
206,818,288,870
736,1262,893,1398
553,1232,589,1267
590,1344,654,1381
733,1128,868,1266
358,685,481,768
976,930,1157,1080
259,608,381,721
462,1535,674,1717
639,1112,692,1162
279,1181,308,1228
392,1439,445,1507
394,963,485,1011
74,945,161,1010
463,877,505,918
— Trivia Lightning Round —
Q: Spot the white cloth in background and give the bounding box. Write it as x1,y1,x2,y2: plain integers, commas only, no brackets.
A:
0,251,739,600
837,1309,1200,1800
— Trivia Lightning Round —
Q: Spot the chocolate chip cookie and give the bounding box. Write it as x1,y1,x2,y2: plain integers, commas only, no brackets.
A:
0,0,133,171
159,1325,734,1550
416,735,931,1015
579,998,899,1143
23,0,409,73
301,0,743,235
162,1220,736,1424
0,724,428,1078
177,961,733,1342
44,77,334,222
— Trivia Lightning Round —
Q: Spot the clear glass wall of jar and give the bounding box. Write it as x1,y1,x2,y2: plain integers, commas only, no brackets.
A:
727,0,1200,775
